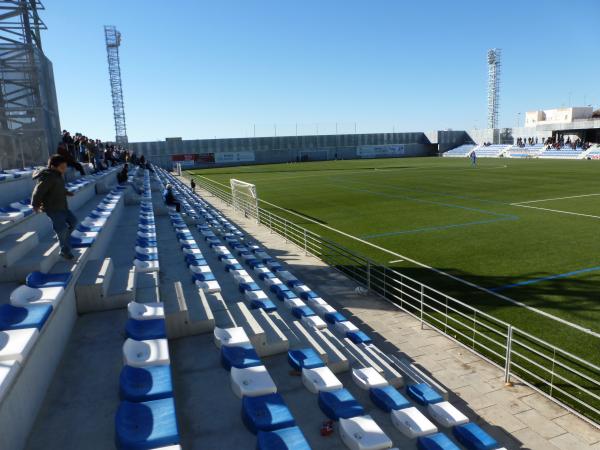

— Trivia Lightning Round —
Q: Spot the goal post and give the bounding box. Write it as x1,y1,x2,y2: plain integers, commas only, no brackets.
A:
230,178,259,219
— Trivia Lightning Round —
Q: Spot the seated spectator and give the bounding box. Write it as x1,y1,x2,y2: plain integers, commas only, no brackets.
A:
163,184,180,212
117,164,129,184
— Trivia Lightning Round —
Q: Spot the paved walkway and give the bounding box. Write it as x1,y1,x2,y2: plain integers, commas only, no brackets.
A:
190,179,600,450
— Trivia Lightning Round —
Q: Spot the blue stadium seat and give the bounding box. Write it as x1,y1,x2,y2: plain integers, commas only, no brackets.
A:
324,312,347,324
346,330,372,344
225,262,244,272
452,423,498,450
298,290,319,301
287,348,324,371
125,318,167,340
186,255,207,266
318,388,364,420
291,306,315,319
270,283,290,295
257,426,311,450
192,272,216,282
115,398,179,449
26,271,72,288
418,432,461,450
135,252,159,261
276,290,298,302
239,282,261,293
250,299,277,312
119,365,173,402
221,343,262,371
242,393,295,434
407,383,444,405
71,235,95,248
369,385,411,412
0,304,52,331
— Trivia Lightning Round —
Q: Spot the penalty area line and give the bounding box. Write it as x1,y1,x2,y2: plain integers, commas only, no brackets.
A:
511,192,600,205
512,204,600,220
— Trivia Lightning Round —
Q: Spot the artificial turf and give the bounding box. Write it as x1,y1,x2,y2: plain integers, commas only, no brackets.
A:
187,157,600,367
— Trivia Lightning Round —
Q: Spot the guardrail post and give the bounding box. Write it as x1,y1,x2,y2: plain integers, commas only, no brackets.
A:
504,325,513,385
420,285,424,329
284,220,288,242
550,347,556,396
366,262,371,290
269,214,272,233
304,229,308,255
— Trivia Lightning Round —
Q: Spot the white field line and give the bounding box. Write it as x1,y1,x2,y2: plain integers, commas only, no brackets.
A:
512,204,600,220
389,259,405,263
512,192,600,205
193,174,600,338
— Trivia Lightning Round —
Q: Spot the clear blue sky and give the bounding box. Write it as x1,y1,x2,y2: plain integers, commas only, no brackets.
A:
43,0,600,142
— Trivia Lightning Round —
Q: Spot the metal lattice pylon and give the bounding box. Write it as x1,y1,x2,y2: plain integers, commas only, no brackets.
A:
104,25,128,145
0,1,62,168
487,48,501,129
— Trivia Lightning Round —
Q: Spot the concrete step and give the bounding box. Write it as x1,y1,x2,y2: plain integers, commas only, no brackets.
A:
75,258,114,313
160,280,214,339
0,237,59,283
205,292,236,329
289,320,327,362
250,309,289,357
389,354,449,401
361,343,404,387
0,231,38,274
135,271,161,303
105,267,136,309
229,302,266,351
303,326,349,373
342,337,384,374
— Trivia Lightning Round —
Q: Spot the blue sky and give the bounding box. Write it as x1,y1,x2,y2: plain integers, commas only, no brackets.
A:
43,0,600,142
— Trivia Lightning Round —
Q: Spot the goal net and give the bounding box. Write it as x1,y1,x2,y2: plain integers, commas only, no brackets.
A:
230,179,258,219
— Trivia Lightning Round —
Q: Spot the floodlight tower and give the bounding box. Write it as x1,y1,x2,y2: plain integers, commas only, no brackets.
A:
487,48,501,129
104,25,128,145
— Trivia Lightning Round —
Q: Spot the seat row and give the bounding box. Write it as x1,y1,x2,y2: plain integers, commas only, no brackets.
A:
0,187,126,404
214,325,312,449
117,301,181,449
134,170,160,273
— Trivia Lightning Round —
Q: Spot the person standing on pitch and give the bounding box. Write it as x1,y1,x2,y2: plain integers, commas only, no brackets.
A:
191,178,196,192
470,150,477,166
31,154,78,260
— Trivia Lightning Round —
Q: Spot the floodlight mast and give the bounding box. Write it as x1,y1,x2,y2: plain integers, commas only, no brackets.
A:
104,25,128,146
487,48,501,129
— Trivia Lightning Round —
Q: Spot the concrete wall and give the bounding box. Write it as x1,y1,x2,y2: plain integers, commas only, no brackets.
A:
130,132,436,169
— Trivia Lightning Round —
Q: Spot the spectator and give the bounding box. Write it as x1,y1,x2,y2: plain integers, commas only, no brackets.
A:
117,164,129,184
163,184,180,212
191,178,196,192
57,143,86,176
31,155,77,260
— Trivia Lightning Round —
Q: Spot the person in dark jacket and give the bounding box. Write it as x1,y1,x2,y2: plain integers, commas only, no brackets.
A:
163,184,180,212
190,179,196,192
117,164,129,184
31,155,77,260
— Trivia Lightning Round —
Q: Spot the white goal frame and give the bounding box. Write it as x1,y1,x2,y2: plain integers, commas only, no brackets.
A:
230,178,258,219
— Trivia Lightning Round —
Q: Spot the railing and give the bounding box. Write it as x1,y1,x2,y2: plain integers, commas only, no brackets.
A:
190,173,600,425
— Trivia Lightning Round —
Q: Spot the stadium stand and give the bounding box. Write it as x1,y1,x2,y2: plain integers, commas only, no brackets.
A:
5,155,597,448
442,144,476,157
506,143,545,158
470,144,511,158
538,148,587,159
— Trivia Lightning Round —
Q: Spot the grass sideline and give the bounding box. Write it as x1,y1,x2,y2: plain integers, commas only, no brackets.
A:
187,158,600,365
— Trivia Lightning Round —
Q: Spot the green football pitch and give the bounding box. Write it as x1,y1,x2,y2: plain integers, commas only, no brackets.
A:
188,157,600,365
